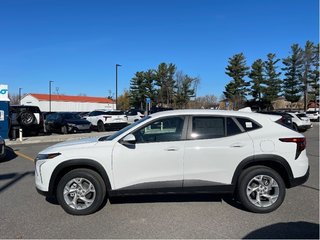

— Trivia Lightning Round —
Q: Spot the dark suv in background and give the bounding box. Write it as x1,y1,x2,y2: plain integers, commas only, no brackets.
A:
9,105,44,137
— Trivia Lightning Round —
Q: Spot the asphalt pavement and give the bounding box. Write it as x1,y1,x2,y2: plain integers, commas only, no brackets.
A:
0,124,319,239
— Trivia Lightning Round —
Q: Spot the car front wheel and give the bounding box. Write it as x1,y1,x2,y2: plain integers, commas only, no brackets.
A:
237,166,285,213
56,169,106,215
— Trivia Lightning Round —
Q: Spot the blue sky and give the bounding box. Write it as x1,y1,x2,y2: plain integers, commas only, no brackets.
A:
0,0,319,100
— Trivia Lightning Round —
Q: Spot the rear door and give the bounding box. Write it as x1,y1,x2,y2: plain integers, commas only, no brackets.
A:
183,116,254,186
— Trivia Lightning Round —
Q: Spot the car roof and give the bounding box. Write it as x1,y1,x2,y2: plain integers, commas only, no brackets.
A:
149,109,273,119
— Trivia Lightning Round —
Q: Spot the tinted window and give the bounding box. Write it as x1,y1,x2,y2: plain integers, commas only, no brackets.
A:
133,116,185,143
227,117,242,136
61,113,81,119
236,117,261,131
191,117,225,139
106,111,125,115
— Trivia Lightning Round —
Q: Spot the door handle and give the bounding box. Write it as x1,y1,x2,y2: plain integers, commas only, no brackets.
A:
165,147,179,151
230,143,245,148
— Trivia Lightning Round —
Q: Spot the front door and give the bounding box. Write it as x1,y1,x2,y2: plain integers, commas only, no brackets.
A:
112,116,187,190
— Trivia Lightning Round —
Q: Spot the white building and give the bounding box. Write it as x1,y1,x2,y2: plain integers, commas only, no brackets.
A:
20,93,115,112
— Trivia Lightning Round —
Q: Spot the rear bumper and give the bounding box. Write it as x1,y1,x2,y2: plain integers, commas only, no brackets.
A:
104,122,128,130
288,166,310,188
298,125,312,131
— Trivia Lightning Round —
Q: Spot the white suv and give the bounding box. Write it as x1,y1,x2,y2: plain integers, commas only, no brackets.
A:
35,110,309,215
83,110,128,131
288,112,312,132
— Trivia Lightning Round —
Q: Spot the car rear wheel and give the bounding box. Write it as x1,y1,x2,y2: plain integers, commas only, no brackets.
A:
97,121,105,132
56,169,106,215
237,166,285,213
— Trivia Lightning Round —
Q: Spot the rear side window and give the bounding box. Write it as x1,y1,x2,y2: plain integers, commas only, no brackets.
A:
236,117,261,132
191,117,225,139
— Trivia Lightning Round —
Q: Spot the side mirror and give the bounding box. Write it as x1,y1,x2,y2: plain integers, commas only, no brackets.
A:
121,134,136,145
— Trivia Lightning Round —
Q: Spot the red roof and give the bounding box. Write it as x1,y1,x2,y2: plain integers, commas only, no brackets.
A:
29,93,114,104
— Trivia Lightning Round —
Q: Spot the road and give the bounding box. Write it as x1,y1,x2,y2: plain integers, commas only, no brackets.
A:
0,125,319,239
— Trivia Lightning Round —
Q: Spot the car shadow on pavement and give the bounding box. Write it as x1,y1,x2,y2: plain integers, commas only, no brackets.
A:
243,221,319,239
109,193,235,204
0,171,34,193
0,147,18,163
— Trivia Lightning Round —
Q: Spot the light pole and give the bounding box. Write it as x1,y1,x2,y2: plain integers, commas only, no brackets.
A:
49,80,54,112
18,88,22,104
115,64,121,110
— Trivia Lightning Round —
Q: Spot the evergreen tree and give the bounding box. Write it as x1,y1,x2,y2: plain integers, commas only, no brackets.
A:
143,69,157,103
129,71,146,109
309,43,319,102
155,63,176,107
263,53,282,104
282,44,304,103
249,59,265,102
224,53,250,109
302,41,315,111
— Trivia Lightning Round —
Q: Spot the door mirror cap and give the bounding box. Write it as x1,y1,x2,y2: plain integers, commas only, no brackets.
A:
122,134,136,144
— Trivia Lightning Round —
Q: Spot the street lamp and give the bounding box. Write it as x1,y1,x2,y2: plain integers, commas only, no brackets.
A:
49,80,54,112
18,88,22,104
115,64,122,110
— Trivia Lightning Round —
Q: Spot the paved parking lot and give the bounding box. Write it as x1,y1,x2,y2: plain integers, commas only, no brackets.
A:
0,125,319,239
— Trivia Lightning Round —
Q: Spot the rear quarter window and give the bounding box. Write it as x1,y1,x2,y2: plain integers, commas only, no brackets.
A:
236,117,261,132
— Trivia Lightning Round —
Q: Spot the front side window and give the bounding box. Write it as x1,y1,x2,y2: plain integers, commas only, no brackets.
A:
133,116,185,143
191,117,225,139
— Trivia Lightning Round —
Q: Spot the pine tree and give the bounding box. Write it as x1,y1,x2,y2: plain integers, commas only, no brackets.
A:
129,71,146,109
282,44,304,103
224,53,250,109
309,43,319,102
263,53,282,105
249,59,265,102
302,41,315,111
155,63,176,107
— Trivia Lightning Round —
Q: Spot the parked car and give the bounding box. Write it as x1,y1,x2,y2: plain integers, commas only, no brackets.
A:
0,136,5,160
306,111,319,122
125,109,144,124
257,111,293,129
9,105,44,137
83,110,128,131
287,112,312,132
45,112,91,134
35,109,309,215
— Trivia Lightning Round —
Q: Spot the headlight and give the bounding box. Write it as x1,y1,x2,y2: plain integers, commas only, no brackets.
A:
35,153,61,161
68,123,76,127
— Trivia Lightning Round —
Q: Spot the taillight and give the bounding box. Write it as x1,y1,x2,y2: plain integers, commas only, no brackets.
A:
279,137,306,159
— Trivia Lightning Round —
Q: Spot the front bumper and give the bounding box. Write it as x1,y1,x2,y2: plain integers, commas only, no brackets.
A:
288,166,310,188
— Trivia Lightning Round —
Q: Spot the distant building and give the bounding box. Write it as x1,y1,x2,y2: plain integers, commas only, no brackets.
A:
20,93,115,112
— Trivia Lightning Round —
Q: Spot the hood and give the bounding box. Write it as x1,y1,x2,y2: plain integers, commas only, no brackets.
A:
42,136,103,153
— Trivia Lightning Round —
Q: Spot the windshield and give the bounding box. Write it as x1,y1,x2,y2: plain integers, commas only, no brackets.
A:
99,116,151,141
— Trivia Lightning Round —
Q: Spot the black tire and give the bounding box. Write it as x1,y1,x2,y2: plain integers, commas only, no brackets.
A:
237,166,286,213
97,121,105,132
56,169,106,215
61,125,68,134
18,111,36,126
293,123,298,132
